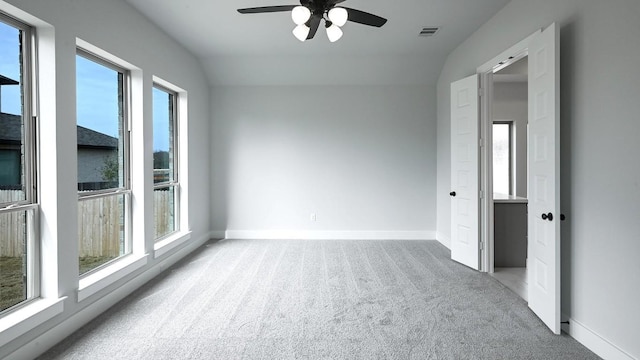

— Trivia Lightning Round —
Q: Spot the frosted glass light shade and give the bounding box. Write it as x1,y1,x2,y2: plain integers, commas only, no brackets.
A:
326,23,343,42
291,6,311,25
293,24,310,42
328,7,348,27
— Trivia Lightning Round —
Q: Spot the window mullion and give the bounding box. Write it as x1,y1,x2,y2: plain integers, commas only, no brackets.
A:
153,181,178,190
0,203,38,215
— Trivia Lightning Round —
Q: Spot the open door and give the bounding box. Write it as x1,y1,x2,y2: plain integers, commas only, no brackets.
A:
527,23,561,334
450,74,480,270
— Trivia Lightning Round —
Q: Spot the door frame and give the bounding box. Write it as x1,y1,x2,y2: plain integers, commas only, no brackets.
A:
476,31,540,273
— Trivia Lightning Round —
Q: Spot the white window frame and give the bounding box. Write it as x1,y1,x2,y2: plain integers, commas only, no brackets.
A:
0,11,40,315
75,47,133,276
0,5,66,349
74,39,148,302
492,121,514,195
152,77,190,257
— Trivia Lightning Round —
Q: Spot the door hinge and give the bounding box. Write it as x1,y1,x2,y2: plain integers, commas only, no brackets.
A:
479,241,484,250
479,138,484,147
479,87,484,97
479,190,484,199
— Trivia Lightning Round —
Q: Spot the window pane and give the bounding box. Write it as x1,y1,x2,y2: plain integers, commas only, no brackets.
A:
152,87,175,184
78,194,127,274
0,20,26,202
0,209,27,312
493,123,511,195
76,54,124,191
154,186,176,240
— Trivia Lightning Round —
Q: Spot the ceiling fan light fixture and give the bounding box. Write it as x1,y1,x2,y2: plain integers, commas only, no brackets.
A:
328,7,348,27
291,5,311,25
326,22,343,42
237,2,387,42
293,23,310,42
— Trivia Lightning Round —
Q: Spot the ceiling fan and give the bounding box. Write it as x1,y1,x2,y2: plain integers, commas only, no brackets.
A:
237,0,387,42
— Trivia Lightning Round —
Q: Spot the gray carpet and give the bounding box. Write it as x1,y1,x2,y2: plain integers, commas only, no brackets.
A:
39,239,599,359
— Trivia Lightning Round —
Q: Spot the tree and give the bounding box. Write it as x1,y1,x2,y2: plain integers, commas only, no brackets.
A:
102,154,119,182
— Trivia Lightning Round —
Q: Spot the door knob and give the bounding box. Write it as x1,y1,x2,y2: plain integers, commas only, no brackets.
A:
450,191,457,197
541,212,554,221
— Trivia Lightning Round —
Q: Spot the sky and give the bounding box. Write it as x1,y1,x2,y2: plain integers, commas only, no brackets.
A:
1,22,169,152
0,21,21,115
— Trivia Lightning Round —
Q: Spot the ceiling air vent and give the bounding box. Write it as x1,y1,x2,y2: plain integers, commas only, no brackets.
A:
419,27,440,37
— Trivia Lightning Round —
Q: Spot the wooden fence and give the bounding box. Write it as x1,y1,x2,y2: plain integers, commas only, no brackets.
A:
77,195,122,258
153,188,175,240
1,190,174,257
0,191,26,257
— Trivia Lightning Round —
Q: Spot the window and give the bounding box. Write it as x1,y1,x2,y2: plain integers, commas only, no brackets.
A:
492,122,512,195
152,85,179,241
76,49,131,275
0,14,38,313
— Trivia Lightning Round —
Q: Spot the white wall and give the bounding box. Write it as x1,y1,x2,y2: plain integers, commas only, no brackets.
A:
493,81,527,198
0,0,210,358
436,0,640,358
212,85,437,239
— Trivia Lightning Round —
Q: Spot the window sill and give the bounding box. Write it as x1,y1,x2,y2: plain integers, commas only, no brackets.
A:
154,230,192,258
0,297,66,348
78,254,149,302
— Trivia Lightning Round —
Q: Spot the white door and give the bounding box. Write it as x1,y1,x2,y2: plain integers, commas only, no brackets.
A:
450,74,480,270
527,23,561,334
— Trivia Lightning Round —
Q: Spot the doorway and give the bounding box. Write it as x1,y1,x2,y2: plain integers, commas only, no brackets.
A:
488,56,529,301
451,23,561,334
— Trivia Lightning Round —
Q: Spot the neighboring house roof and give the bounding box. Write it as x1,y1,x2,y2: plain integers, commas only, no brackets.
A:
0,112,117,149
0,74,19,86
76,125,118,149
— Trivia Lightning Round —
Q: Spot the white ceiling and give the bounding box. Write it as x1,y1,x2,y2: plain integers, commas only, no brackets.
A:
126,0,511,86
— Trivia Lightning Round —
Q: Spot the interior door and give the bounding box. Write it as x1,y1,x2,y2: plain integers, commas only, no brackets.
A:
527,23,561,334
450,74,480,270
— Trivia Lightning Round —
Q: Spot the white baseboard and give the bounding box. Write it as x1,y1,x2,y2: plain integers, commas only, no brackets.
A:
436,231,451,249
210,230,226,239
5,233,212,360
224,230,436,241
562,314,636,360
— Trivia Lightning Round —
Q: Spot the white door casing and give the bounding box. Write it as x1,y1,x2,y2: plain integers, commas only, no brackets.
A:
450,75,480,270
527,23,561,334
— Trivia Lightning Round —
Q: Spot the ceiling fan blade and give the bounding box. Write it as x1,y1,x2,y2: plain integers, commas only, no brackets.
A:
237,5,297,14
306,15,321,40
343,7,387,27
